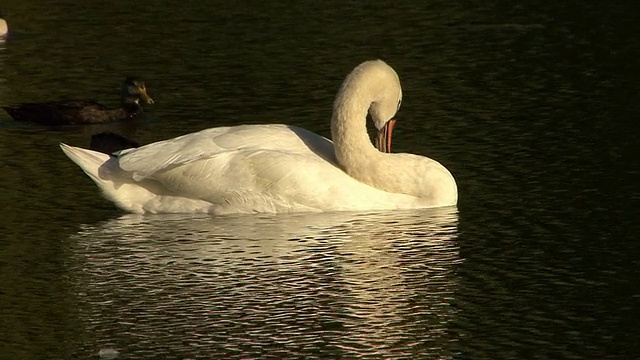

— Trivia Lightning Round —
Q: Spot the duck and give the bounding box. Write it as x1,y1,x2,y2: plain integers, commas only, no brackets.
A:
89,132,140,155
60,60,457,214
2,77,154,125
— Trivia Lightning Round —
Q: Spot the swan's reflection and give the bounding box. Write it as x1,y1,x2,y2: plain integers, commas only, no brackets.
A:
67,207,461,358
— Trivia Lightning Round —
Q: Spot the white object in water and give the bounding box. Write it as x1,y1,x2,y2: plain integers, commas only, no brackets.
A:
60,60,458,214
0,14,8,39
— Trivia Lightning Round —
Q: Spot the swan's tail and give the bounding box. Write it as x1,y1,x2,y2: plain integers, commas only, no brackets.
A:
59,143,175,213
60,143,112,186
60,142,137,209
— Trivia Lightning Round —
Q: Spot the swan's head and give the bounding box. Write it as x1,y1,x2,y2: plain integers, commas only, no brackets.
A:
332,60,403,153
365,61,402,153
354,60,402,129
370,93,401,153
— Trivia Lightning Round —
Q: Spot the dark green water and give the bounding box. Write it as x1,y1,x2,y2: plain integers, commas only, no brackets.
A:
1,1,638,359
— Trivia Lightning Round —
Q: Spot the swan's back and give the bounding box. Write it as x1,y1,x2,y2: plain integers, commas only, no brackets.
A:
116,125,336,181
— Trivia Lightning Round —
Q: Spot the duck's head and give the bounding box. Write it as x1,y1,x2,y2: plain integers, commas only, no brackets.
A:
120,76,154,106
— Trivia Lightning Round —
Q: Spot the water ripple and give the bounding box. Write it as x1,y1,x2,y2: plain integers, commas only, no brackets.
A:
66,208,460,358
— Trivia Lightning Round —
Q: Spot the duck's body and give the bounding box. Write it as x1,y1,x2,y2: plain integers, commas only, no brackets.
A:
3,100,143,125
3,77,153,125
61,60,457,214
90,131,141,155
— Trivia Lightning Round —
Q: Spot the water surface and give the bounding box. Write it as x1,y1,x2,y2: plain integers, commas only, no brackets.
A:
0,0,638,359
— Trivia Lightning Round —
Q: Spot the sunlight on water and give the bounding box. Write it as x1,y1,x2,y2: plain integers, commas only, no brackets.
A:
65,208,460,358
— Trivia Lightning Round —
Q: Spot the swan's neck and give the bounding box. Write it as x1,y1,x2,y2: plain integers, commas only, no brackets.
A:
330,80,392,193
331,88,380,175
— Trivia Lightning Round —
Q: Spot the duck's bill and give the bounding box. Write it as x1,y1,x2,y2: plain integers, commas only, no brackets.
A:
375,119,396,153
139,88,155,104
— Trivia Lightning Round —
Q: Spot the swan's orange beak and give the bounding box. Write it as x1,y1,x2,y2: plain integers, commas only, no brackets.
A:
376,119,396,153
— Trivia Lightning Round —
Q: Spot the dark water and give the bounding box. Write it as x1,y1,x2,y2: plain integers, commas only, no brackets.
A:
1,0,638,359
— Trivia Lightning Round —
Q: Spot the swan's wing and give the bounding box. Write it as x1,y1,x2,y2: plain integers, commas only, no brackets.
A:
117,127,234,180
117,124,334,181
146,145,355,213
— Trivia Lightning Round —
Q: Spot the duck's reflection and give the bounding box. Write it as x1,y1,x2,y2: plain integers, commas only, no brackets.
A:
67,207,461,358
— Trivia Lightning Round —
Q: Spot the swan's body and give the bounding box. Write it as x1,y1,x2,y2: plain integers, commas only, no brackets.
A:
60,60,457,214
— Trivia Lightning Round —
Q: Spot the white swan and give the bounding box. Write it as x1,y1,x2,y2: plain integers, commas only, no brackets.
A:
60,60,457,214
